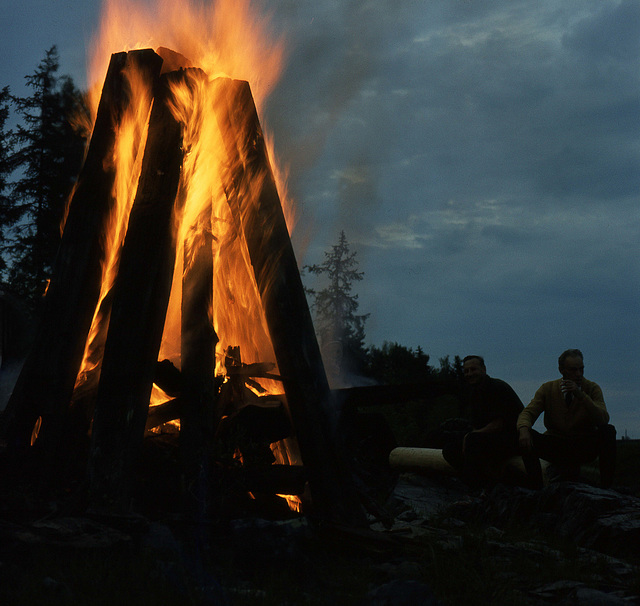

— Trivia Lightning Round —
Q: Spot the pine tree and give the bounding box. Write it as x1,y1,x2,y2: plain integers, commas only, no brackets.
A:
437,354,464,382
0,86,15,277
366,342,433,384
304,231,370,373
2,46,87,301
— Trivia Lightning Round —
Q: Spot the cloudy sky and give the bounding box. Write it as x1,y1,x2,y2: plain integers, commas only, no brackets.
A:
1,1,639,435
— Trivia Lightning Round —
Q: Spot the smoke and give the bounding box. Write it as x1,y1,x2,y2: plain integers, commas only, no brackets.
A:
265,0,414,264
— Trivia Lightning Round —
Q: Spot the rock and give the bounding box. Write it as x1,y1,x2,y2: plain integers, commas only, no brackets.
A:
529,581,632,605
573,586,632,605
366,579,443,606
444,482,640,559
41,575,75,602
1,516,133,553
224,517,312,572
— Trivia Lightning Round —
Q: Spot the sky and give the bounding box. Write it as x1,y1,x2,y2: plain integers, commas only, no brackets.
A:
1,1,639,435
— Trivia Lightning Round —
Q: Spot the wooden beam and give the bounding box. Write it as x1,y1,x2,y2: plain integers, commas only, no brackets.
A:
180,198,218,512
0,50,162,452
87,69,187,510
213,78,367,527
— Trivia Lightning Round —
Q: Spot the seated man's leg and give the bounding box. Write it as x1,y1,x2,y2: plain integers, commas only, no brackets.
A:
442,435,465,471
463,431,517,486
530,431,581,481
534,429,615,487
520,448,544,489
597,424,617,488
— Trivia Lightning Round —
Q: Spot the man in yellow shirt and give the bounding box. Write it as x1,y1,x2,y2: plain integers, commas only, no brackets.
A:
518,349,616,488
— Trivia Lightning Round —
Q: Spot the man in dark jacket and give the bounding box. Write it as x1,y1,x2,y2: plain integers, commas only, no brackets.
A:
442,355,524,486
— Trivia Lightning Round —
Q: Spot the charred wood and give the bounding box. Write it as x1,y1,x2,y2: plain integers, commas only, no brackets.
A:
227,464,306,496
215,402,293,462
227,362,277,378
145,398,182,432
180,188,218,512
1,50,162,451
214,78,367,527
88,69,187,510
154,359,182,397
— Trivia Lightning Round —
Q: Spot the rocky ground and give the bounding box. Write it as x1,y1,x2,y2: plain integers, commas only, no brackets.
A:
384,473,640,604
1,468,639,605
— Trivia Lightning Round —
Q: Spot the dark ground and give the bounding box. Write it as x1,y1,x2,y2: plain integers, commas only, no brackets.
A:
0,439,639,605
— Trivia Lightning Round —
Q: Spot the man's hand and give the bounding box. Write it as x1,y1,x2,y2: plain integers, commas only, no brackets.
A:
463,418,504,454
561,379,582,398
519,427,533,453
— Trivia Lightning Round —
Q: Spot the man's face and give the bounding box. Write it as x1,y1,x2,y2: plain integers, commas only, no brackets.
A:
560,356,584,384
463,358,487,386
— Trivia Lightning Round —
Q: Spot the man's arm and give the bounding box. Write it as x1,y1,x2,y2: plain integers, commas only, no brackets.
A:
517,384,547,452
475,418,505,433
567,380,609,425
462,418,504,453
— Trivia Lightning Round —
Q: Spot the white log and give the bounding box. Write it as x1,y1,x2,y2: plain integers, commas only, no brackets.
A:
389,447,457,473
388,446,547,479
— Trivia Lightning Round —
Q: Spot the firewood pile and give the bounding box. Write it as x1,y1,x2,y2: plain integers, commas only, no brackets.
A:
0,48,451,530
0,48,372,526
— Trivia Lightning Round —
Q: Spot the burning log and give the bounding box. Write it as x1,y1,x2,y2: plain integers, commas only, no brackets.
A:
5,48,372,527
145,398,182,432
215,402,293,466
229,464,306,496
214,78,367,527
180,196,218,509
1,50,162,452
154,359,182,397
88,68,187,509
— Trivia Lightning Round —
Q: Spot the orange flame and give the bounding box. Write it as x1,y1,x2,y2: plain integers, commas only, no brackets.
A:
87,0,285,119
75,0,303,504
74,61,153,394
78,0,294,382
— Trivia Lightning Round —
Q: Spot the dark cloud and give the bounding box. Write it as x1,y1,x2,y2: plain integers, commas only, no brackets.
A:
1,0,637,434
563,0,640,62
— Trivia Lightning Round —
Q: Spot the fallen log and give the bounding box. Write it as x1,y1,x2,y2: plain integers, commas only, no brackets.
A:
389,447,457,474
389,447,548,481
